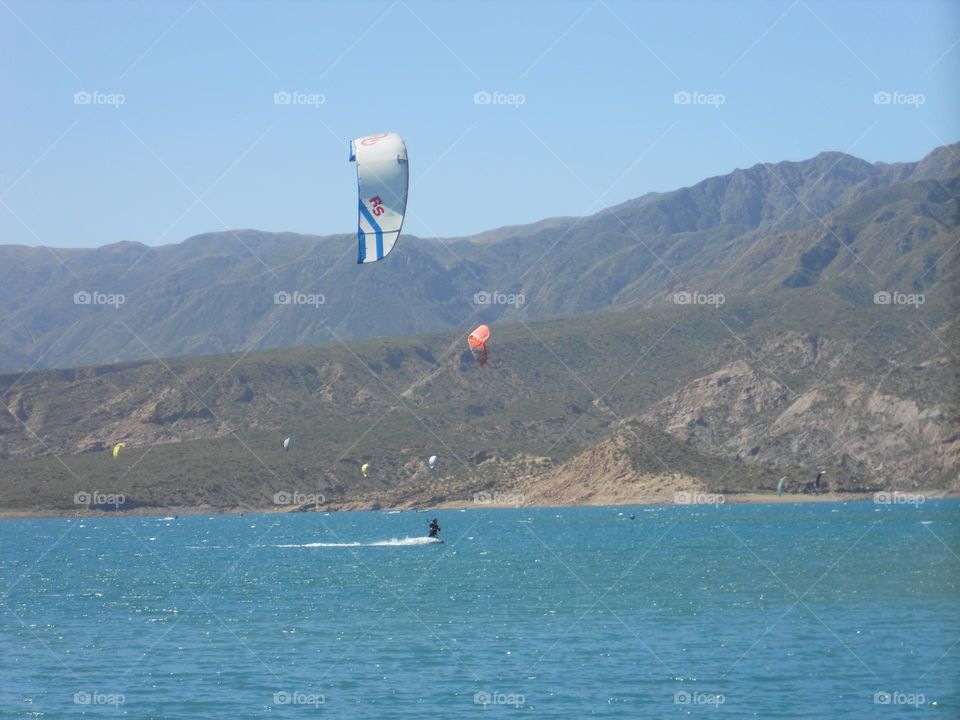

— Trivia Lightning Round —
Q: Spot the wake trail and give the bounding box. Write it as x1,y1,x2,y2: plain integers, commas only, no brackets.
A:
275,536,442,548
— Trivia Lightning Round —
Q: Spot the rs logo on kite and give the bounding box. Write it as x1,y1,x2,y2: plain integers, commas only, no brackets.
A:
369,196,385,217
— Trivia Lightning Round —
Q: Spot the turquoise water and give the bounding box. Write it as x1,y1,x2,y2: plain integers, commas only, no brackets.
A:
1,501,958,718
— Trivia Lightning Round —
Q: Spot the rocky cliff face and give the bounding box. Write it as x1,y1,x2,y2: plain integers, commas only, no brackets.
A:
640,332,958,490
510,429,706,506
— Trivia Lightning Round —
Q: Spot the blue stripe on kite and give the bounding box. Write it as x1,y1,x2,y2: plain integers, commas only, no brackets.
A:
358,202,384,260
357,226,365,264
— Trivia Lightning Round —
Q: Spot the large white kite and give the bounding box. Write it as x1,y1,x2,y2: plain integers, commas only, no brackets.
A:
350,132,409,263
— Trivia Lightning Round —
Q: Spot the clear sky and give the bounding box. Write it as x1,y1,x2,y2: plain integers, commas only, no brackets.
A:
1,0,958,248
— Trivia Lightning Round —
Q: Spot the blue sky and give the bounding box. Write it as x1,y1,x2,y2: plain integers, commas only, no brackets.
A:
1,0,958,248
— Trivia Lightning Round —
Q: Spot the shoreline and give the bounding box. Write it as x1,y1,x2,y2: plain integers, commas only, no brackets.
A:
1,490,955,520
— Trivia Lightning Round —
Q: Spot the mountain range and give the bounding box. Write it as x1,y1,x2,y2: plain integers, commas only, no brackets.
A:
1,143,957,374
0,142,957,513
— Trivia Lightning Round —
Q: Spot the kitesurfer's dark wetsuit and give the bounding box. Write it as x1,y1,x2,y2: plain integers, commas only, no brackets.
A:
428,520,440,538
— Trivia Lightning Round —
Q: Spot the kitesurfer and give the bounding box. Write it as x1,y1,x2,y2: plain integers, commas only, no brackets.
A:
428,518,441,538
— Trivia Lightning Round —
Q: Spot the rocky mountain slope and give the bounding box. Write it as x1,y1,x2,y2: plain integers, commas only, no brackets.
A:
1,288,955,513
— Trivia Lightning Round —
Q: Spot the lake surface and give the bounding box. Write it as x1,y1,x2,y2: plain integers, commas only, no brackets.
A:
1,500,957,717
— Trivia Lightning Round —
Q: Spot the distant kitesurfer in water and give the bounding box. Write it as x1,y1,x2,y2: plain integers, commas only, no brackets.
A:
428,518,441,538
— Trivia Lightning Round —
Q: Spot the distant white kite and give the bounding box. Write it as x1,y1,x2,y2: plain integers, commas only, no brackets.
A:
350,132,409,264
